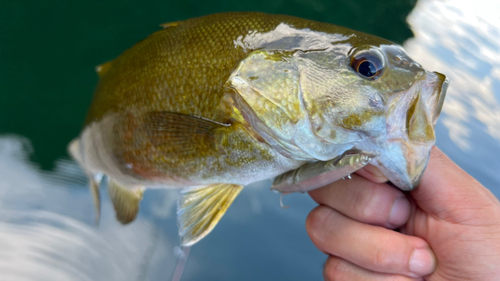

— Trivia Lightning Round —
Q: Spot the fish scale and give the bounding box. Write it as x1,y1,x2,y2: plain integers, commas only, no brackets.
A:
85,12,386,125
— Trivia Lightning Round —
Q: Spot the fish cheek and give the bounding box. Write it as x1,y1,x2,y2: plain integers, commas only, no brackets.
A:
338,109,384,132
309,112,338,141
341,114,363,128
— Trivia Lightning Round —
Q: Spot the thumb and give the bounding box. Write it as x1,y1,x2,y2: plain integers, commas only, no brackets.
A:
410,146,499,223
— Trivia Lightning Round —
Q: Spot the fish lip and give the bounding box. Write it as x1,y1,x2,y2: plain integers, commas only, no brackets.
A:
431,71,449,123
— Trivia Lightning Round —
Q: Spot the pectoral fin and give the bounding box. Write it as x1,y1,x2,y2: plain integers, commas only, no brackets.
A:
89,176,103,225
144,111,230,156
108,178,144,224
177,184,243,246
68,138,103,225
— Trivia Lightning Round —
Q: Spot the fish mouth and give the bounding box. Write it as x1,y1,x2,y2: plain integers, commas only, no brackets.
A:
373,71,448,190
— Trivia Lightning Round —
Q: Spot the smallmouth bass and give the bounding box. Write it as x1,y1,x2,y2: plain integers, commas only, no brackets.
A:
69,12,448,246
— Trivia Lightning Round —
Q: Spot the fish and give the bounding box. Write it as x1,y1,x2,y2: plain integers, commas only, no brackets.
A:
69,12,448,246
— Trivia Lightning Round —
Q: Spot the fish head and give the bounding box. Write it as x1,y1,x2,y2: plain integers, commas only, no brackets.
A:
226,33,448,191
335,44,449,190
300,44,449,190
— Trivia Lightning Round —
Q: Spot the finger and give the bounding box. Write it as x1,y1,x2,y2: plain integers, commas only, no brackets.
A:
308,174,410,228
356,164,389,183
323,256,423,281
306,205,436,277
411,146,500,223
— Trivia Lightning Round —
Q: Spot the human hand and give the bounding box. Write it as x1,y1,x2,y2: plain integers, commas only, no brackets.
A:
306,146,500,280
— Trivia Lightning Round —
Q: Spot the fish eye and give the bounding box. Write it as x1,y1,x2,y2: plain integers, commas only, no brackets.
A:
350,51,384,80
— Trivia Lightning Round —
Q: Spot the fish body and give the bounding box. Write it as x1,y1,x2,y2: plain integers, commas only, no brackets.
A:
70,12,448,246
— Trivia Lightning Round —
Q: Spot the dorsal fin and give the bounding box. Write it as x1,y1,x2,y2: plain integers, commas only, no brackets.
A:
95,60,114,78
159,21,182,29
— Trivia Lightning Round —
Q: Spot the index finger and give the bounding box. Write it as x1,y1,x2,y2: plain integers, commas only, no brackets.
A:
355,164,389,183
308,174,410,228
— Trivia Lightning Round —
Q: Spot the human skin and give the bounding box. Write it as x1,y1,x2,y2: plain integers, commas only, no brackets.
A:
306,146,500,280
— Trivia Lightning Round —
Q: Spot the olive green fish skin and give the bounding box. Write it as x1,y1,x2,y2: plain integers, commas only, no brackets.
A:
80,12,393,186
85,12,389,125
75,12,447,191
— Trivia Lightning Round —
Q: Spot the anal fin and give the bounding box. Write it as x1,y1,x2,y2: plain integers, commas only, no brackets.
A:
108,178,144,224
177,184,243,246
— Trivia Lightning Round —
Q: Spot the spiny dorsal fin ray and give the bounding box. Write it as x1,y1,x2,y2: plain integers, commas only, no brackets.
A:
95,60,114,78
108,178,144,224
159,21,182,29
177,184,243,246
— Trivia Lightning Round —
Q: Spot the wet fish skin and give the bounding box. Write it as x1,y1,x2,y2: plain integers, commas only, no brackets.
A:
70,12,448,246
81,13,390,187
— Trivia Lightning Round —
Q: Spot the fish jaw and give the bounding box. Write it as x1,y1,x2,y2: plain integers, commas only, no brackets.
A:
371,140,429,190
372,71,449,190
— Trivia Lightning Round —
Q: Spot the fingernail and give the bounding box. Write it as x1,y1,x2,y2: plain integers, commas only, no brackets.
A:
388,197,410,226
364,165,388,182
409,248,436,276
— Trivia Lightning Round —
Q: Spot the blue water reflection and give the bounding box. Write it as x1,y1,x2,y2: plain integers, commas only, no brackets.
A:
0,136,321,280
404,0,500,195
0,1,499,280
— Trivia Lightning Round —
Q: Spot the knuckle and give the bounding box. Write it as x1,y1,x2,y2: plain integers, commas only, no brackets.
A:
374,246,387,266
352,181,378,219
371,242,395,269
